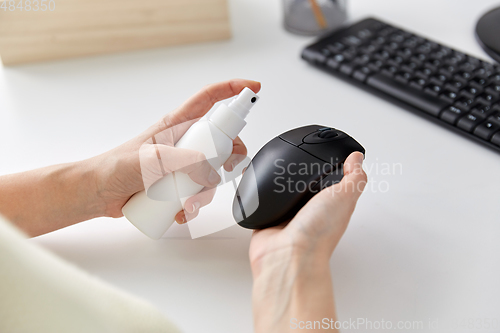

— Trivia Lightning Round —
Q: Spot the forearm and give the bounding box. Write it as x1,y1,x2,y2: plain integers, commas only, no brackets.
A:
0,160,104,236
252,248,337,333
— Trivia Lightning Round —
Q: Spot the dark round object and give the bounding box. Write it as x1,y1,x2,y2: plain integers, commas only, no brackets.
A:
476,6,500,63
251,97,257,103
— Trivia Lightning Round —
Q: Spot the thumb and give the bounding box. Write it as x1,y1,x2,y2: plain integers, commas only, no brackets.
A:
323,151,367,202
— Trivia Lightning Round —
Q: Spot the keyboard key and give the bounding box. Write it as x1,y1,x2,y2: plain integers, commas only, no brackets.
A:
457,113,483,132
367,73,448,116
384,42,401,52
469,77,488,90
485,84,500,96
440,106,465,124
395,71,413,84
302,48,327,64
424,60,441,71
326,54,346,69
357,29,373,39
321,48,332,57
491,132,500,146
424,84,443,97
387,56,404,67
476,93,497,106
343,35,363,46
372,36,386,45
439,65,458,76
445,53,466,65
459,61,479,72
439,91,459,104
353,54,371,66
415,68,434,79
390,33,405,43
409,78,427,90
378,27,396,37
381,66,398,77
454,97,475,111
470,105,493,119
411,54,428,64
429,75,448,85
417,44,432,54
367,60,384,71
401,62,419,73
487,112,500,126
374,50,391,61
397,48,413,59
454,71,473,83
475,67,495,79
490,74,500,83
460,86,482,99
360,44,380,54
340,63,357,75
342,47,358,60
327,42,346,53
403,38,419,48
353,67,372,82
473,121,500,140
444,80,466,93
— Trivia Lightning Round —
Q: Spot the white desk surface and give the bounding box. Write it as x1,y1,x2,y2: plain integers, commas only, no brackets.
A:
1,0,500,332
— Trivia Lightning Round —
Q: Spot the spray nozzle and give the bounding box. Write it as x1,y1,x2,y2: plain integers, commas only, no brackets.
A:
228,87,259,119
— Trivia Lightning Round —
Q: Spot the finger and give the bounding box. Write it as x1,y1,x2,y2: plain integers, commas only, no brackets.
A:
175,187,217,224
175,211,186,224
184,187,217,215
152,118,199,146
289,152,366,227
140,145,221,192
323,151,367,202
224,136,248,171
165,79,261,127
156,146,221,188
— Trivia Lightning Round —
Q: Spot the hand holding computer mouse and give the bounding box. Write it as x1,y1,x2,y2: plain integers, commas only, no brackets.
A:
248,151,367,270
249,152,367,333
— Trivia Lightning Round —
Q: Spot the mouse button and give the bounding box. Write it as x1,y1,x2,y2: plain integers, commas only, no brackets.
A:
279,125,326,146
302,129,346,144
300,136,365,164
318,129,339,139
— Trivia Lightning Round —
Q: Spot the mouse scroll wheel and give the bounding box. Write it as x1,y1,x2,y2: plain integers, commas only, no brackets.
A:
318,129,338,139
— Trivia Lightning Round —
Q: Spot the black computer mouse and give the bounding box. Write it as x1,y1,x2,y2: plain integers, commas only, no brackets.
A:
232,125,365,230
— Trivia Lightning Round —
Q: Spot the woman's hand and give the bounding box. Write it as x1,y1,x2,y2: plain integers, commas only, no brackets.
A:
91,79,260,224
249,152,367,333
0,79,260,236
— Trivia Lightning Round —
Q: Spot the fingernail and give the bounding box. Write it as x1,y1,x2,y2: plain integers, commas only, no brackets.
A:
178,216,185,224
208,169,220,185
187,202,200,214
354,152,364,166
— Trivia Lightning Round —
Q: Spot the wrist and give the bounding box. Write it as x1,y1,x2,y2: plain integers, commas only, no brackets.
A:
250,233,333,279
72,158,108,219
252,248,335,332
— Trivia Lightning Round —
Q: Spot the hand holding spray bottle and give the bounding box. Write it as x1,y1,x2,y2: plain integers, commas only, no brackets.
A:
122,88,260,239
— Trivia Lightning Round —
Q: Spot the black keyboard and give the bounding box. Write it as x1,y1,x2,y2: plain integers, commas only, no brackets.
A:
302,18,500,153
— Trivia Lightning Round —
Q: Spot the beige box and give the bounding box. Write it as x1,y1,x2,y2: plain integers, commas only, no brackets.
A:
0,0,231,65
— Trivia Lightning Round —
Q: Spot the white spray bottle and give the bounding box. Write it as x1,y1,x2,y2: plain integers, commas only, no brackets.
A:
122,88,259,239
